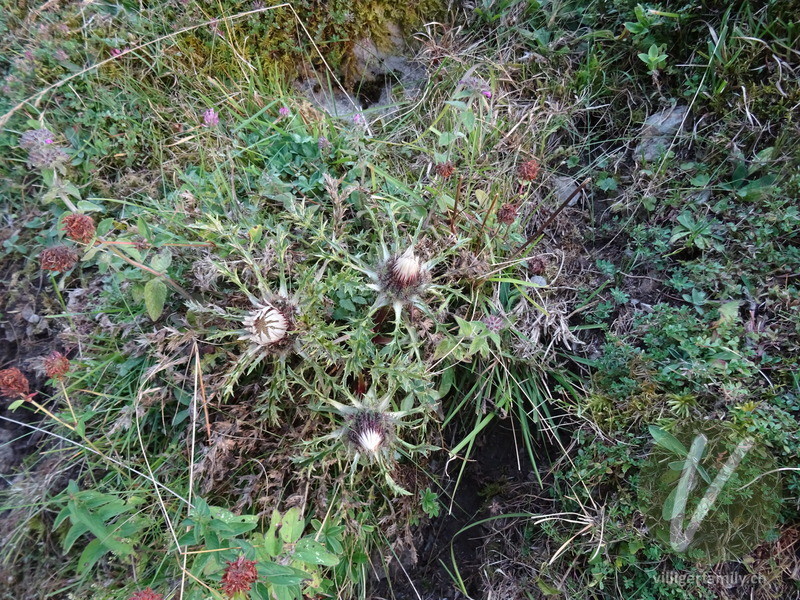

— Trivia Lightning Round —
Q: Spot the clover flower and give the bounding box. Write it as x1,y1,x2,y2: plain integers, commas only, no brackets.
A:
128,589,163,600
278,106,290,118
203,108,220,127
19,128,70,168
517,159,540,182
459,76,492,99
19,128,56,150
496,202,518,225
317,136,331,151
40,245,78,272
62,213,95,243
44,351,70,380
27,144,69,169
221,556,258,598
0,368,30,399
434,162,455,179
482,314,506,333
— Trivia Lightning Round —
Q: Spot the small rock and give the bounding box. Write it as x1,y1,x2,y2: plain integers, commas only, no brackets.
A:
530,275,547,287
20,305,40,324
552,175,581,206
635,104,688,162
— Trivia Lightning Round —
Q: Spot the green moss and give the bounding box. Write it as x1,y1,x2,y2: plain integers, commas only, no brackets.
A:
170,0,447,85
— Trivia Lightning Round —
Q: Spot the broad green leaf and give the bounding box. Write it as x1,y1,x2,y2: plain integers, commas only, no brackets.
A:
438,131,457,146
461,110,476,132
257,562,309,586
293,538,339,566
662,486,679,521
264,510,282,556
137,217,152,240
444,100,469,111
144,278,168,321
649,425,688,457
77,201,104,213
474,189,489,206
97,218,115,236
7,398,25,411
270,585,297,600
63,522,90,553
149,249,172,272
54,505,72,529
280,507,304,544
718,301,740,323
77,538,107,575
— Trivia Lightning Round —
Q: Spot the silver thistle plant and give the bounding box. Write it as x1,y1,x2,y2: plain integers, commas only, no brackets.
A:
364,245,432,323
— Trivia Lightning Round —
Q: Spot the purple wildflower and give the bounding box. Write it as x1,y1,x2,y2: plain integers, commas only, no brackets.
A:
482,314,505,333
353,113,366,127
278,106,290,117
203,108,219,127
460,76,493,99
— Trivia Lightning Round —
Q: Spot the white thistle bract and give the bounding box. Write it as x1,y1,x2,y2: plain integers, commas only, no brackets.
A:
354,423,384,454
346,408,394,458
392,247,422,286
240,303,289,346
327,391,402,461
366,245,431,319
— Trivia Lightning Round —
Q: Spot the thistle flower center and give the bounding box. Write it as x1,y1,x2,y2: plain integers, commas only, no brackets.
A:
392,248,421,286
244,305,288,345
357,428,384,453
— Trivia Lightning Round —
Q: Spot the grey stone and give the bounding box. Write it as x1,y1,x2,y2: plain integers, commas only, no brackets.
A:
552,175,581,206
635,104,689,162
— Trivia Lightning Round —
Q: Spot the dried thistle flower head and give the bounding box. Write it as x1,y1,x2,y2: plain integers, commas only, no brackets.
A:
238,299,299,357
44,351,70,379
434,161,455,179
517,159,540,182
367,246,432,319
62,213,96,243
496,202,518,225
221,556,258,598
128,589,163,600
392,247,422,286
241,303,289,345
0,367,30,398
40,245,78,272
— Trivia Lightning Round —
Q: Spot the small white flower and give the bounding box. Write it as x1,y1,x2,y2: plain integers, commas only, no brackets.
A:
241,303,289,345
